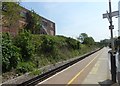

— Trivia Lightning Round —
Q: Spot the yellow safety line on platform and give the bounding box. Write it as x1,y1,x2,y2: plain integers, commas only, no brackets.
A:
66,53,101,85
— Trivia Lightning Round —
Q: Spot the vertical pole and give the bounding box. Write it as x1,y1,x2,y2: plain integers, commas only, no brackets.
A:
118,1,120,36
110,52,116,83
109,0,116,83
109,0,114,52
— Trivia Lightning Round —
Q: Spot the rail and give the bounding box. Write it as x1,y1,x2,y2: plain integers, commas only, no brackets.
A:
17,48,103,86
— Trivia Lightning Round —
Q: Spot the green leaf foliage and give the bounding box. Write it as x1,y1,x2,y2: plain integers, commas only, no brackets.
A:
83,37,95,45
2,32,100,75
66,37,80,50
16,62,35,73
25,10,42,33
77,33,88,43
40,35,56,53
2,33,21,72
14,30,35,61
2,2,20,28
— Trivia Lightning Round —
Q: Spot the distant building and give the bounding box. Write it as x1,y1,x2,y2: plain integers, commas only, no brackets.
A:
2,2,55,36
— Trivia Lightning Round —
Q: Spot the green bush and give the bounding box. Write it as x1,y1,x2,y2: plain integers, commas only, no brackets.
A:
2,33,21,72
2,31,98,74
32,35,42,53
40,36,56,53
16,62,35,73
66,37,80,50
14,30,35,61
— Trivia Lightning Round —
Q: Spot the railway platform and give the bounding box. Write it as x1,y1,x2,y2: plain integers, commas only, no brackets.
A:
82,48,120,86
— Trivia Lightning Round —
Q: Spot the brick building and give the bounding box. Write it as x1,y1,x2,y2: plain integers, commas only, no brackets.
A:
2,2,55,36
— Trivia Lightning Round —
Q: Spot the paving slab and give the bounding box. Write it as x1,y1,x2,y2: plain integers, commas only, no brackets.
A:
82,48,111,85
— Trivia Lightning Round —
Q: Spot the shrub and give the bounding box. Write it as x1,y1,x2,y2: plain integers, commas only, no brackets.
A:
31,35,42,53
40,36,56,53
66,37,80,50
2,33,21,72
16,62,35,73
14,30,35,61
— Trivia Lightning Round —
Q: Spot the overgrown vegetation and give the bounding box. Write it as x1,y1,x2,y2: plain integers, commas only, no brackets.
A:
2,33,21,72
25,10,42,34
2,31,101,75
2,2,21,28
14,30,34,61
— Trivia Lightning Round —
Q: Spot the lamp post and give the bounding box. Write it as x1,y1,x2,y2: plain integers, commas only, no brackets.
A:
108,0,116,83
102,0,118,83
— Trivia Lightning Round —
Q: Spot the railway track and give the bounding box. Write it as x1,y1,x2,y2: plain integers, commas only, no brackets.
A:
17,48,102,86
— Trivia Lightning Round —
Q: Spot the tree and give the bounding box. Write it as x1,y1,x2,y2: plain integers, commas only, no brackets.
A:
100,39,110,47
25,10,42,34
77,33,95,45
77,33,88,43
83,37,95,45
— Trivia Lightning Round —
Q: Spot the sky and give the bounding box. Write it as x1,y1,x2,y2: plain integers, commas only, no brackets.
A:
20,0,119,42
